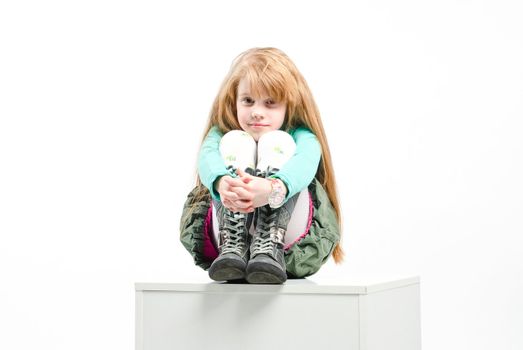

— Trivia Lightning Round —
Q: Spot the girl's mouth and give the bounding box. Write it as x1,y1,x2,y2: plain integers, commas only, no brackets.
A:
250,123,269,127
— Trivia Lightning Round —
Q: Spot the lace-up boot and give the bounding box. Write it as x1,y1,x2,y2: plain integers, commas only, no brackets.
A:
208,202,251,282
246,200,296,284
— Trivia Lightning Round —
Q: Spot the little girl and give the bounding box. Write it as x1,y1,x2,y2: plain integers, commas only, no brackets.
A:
180,47,342,284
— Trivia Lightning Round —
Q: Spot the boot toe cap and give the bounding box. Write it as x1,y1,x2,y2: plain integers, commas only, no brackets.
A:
208,253,247,281
246,254,287,284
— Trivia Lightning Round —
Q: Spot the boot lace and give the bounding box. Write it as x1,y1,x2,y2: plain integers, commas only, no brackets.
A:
251,208,284,256
221,212,247,255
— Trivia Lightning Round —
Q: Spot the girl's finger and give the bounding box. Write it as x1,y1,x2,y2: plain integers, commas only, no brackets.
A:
228,186,253,201
234,199,253,209
223,197,253,213
236,168,254,183
222,199,233,209
224,176,249,188
221,190,239,201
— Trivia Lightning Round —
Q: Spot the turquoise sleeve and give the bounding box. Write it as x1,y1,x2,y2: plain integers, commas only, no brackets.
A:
272,127,321,201
198,126,321,203
197,126,230,200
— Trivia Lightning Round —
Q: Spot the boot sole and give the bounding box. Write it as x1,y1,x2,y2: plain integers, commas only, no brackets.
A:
246,271,286,284
209,266,245,281
208,255,246,281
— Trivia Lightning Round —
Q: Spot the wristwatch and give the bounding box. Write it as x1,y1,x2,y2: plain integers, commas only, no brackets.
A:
268,178,286,209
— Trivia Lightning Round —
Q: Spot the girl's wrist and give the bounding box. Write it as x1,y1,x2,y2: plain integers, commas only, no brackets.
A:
214,175,227,194
276,179,288,197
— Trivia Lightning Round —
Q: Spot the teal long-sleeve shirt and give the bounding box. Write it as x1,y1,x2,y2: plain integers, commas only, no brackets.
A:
197,126,322,202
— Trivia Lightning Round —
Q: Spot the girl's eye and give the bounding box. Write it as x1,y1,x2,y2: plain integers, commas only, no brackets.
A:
241,97,254,104
266,99,275,106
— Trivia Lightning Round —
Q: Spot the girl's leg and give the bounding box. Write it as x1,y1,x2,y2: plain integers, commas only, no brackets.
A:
284,189,310,248
209,130,256,281
211,130,256,244
255,130,310,246
246,131,310,284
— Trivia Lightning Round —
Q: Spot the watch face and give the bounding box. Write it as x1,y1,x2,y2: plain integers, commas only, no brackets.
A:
269,193,284,208
268,179,285,208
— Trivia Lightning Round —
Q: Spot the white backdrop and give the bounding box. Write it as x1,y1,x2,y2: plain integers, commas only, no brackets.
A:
1,1,522,349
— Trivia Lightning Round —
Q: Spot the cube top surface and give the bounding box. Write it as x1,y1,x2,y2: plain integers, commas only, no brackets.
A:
135,275,419,295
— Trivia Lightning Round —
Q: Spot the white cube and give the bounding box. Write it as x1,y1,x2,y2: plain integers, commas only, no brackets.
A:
135,276,421,350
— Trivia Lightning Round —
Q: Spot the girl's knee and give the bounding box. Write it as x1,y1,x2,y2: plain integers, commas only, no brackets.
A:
220,130,256,150
258,130,295,148
257,130,296,171
219,130,257,170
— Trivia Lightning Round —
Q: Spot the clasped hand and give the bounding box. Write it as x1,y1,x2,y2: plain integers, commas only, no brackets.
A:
216,169,275,213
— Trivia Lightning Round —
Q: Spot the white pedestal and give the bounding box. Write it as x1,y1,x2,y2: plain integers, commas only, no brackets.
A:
135,276,421,350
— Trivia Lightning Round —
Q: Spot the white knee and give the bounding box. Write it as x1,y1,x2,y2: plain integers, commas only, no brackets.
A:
219,130,257,171
257,130,296,173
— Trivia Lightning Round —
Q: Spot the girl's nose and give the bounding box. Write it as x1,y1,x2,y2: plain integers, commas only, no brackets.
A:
252,110,263,119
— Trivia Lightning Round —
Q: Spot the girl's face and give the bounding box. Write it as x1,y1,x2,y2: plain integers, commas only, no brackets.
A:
236,78,286,141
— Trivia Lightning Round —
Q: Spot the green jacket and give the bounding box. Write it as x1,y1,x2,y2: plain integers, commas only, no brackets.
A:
180,178,340,278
